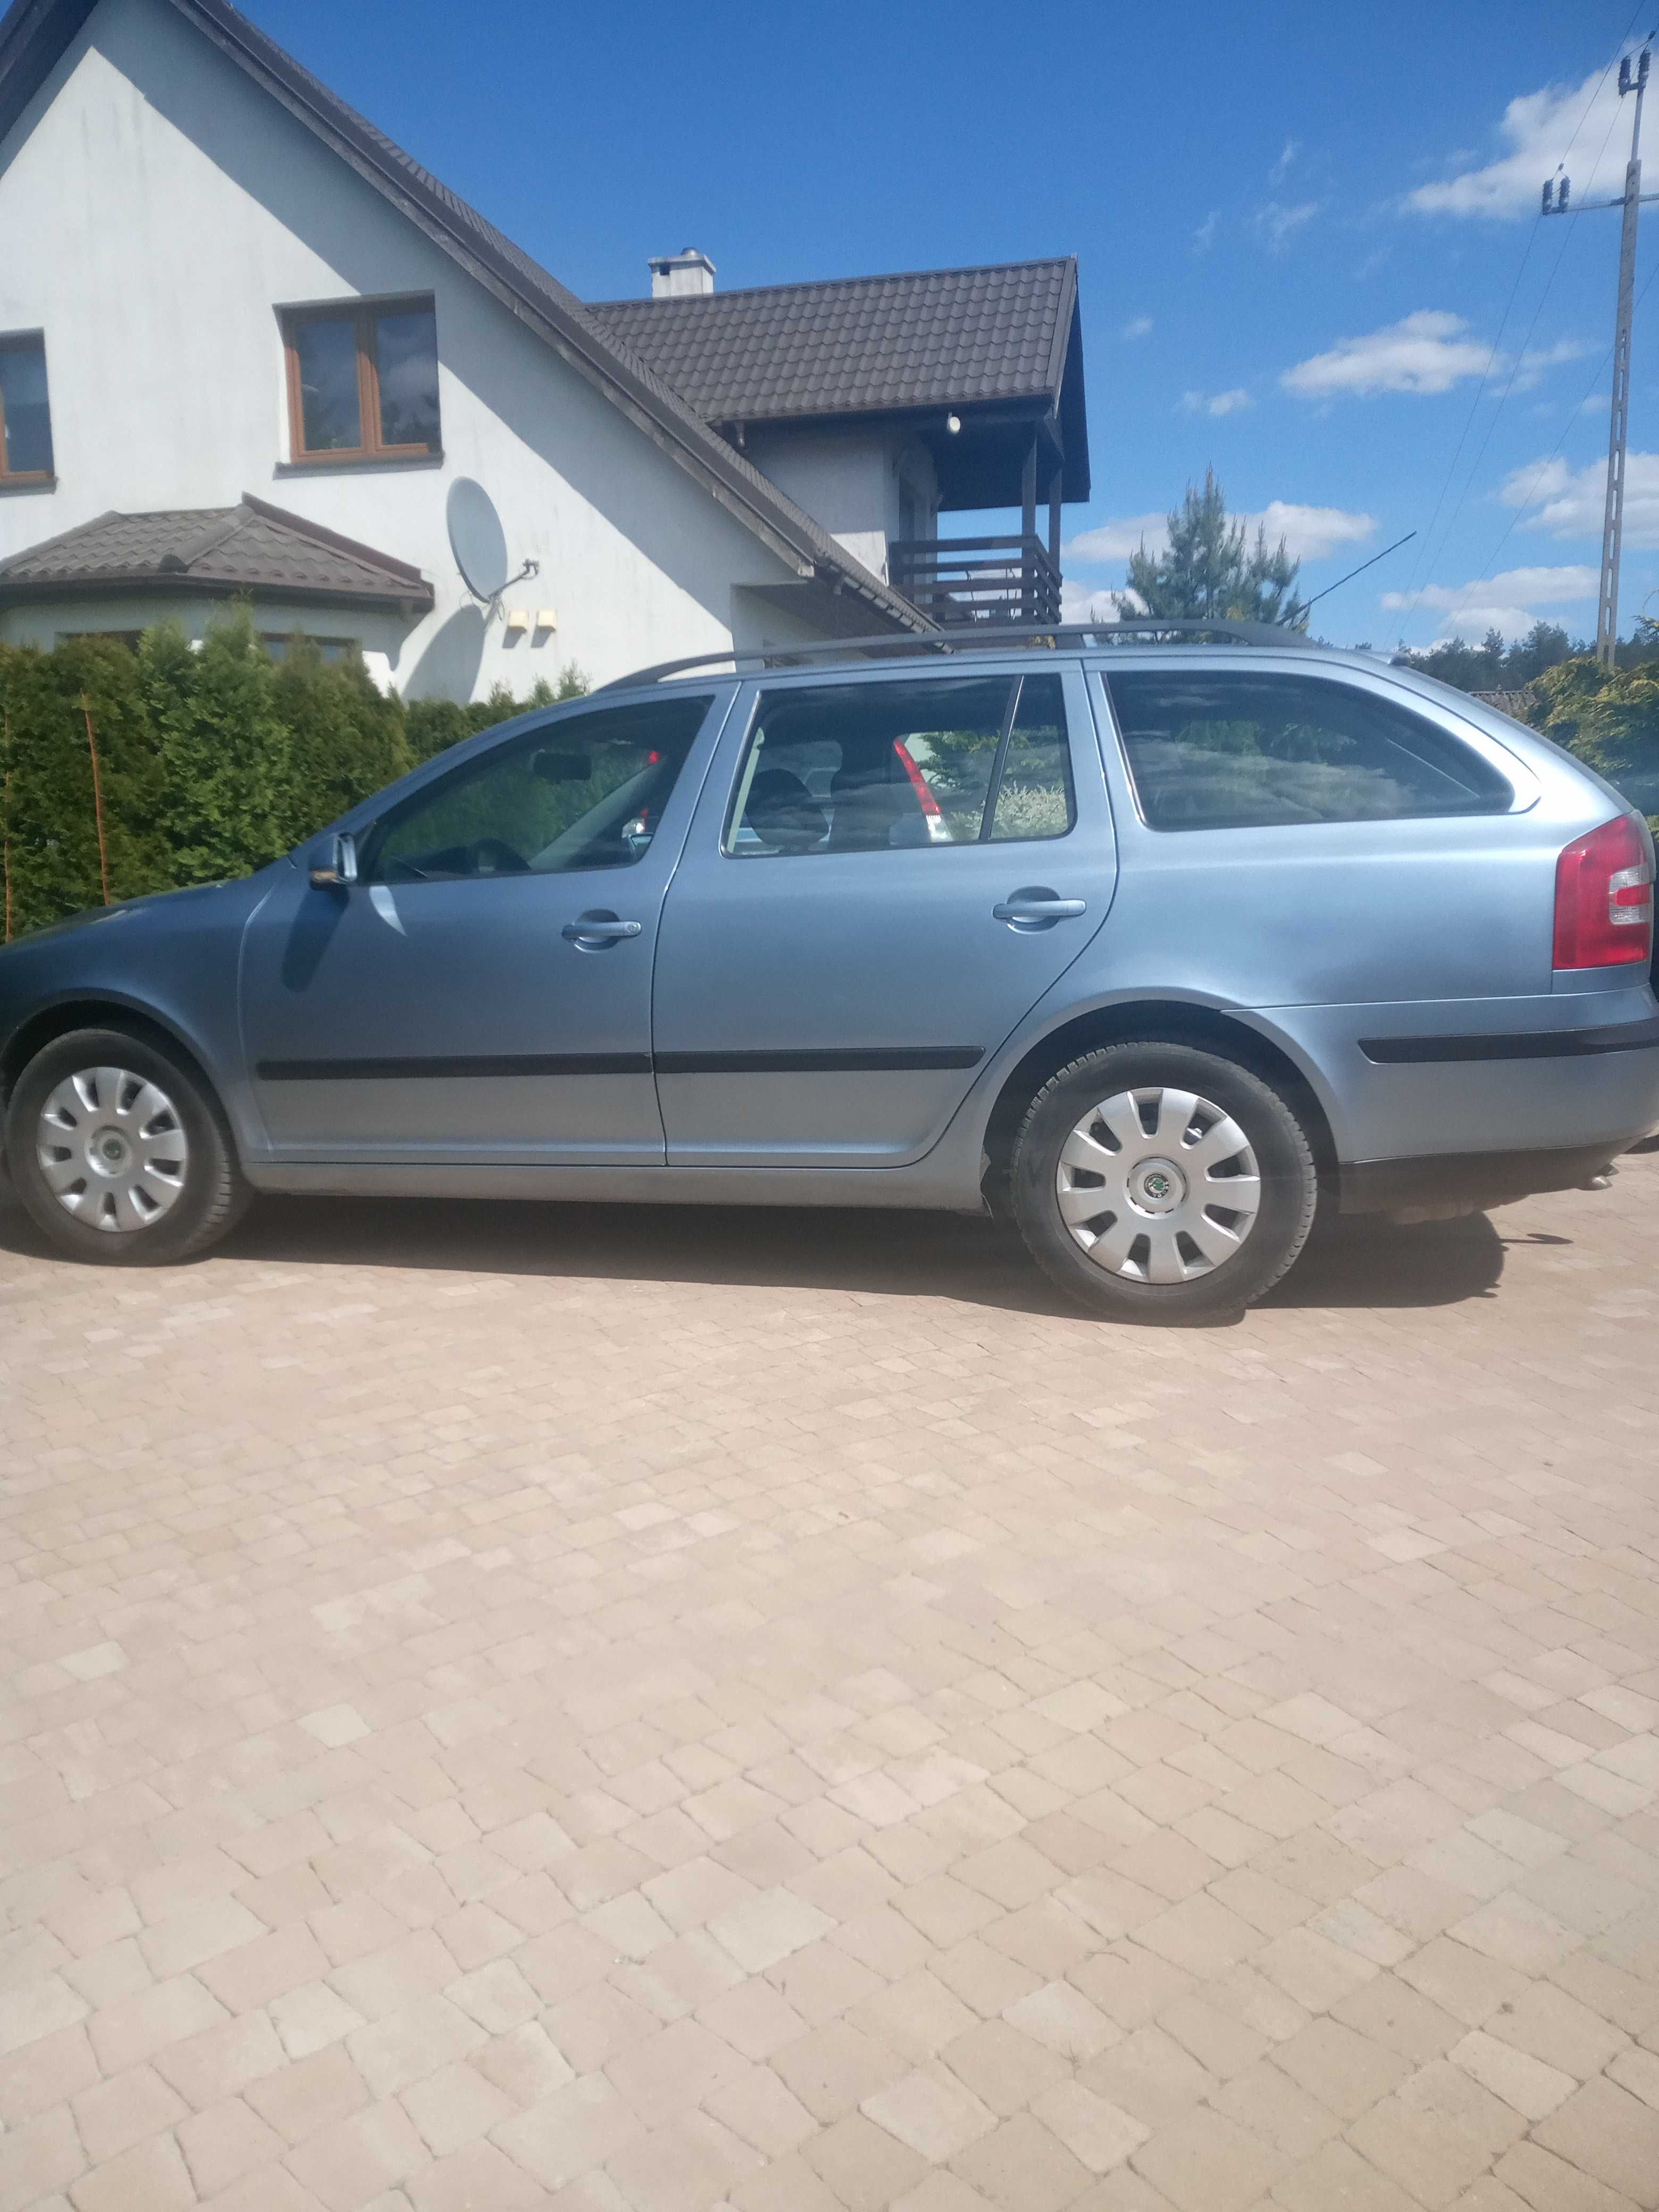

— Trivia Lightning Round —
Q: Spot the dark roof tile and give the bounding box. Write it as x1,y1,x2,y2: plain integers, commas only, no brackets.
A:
0,495,434,608
585,258,1076,424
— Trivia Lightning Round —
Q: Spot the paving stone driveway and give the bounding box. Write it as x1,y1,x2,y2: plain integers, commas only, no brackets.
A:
3,1158,1659,2212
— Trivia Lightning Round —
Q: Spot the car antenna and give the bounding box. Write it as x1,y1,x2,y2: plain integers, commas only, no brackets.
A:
1281,530,1417,629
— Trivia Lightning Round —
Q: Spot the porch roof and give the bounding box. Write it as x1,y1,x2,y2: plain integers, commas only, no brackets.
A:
0,495,435,612
588,258,1090,509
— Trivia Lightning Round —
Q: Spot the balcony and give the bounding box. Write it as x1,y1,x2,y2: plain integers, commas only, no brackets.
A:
888,534,1061,627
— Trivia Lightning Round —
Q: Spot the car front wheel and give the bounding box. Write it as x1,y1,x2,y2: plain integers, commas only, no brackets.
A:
1011,1041,1317,1323
6,1027,250,1266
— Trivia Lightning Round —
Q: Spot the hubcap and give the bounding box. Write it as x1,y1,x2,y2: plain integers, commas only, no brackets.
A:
36,1066,190,1234
1055,1085,1261,1284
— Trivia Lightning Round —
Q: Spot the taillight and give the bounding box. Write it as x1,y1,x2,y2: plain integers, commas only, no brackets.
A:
1553,813,1655,969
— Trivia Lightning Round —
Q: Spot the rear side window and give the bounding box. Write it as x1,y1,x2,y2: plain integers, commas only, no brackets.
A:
1104,671,1512,830
725,672,1074,856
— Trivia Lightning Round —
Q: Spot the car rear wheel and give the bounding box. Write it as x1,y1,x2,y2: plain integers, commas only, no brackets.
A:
5,1027,250,1266
1011,1042,1317,1323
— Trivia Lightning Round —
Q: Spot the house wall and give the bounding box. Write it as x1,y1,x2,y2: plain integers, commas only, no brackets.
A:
0,592,408,686
744,426,939,582
0,0,830,697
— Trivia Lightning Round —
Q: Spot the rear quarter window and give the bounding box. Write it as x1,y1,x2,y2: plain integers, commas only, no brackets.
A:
1104,670,1513,830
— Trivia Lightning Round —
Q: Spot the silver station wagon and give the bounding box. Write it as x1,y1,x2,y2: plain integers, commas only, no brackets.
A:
2,622,1656,1323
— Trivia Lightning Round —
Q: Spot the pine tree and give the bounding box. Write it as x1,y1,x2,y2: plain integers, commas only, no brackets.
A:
1126,469,1302,627
140,611,290,887
267,635,412,848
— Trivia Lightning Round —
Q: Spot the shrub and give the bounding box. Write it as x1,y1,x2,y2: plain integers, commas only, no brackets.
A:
0,614,588,938
1526,656,1659,830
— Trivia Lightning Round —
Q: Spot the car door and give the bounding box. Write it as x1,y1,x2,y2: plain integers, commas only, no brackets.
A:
240,688,727,1164
652,661,1117,1167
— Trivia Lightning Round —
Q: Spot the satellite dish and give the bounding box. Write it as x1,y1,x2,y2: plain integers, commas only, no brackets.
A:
448,479,510,602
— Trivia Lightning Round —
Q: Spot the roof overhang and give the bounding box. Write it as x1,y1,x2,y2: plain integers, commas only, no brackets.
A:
0,573,431,615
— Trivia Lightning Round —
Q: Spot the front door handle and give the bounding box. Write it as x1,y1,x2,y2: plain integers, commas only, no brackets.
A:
993,889,1087,932
562,910,642,947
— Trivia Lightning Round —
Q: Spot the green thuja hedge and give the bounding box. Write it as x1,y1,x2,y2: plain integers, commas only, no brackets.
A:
0,610,586,939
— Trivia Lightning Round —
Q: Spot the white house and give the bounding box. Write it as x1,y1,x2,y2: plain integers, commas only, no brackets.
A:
0,0,1091,698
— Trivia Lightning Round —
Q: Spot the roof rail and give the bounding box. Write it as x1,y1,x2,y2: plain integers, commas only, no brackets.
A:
597,617,1313,691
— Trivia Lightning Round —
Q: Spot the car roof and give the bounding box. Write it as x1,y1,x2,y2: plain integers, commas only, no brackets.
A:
595,619,1397,694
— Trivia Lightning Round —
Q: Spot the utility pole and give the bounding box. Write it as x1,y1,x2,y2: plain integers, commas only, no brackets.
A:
1545,47,1659,668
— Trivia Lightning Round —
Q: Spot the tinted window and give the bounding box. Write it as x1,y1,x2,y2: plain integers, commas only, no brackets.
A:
726,673,1074,856
0,333,53,479
361,694,711,884
1105,671,1512,830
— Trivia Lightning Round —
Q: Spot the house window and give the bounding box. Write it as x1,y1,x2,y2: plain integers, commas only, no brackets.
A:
282,297,440,463
262,633,358,664
0,332,54,483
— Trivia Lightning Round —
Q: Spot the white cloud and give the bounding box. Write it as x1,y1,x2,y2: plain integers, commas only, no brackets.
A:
1500,449,1659,545
1512,338,1592,388
1381,564,1598,611
1282,312,1585,399
1062,515,1169,565
1270,139,1299,182
1253,501,1376,561
1180,388,1254,417
1060,580,1143,622
1253,199,1321,251
1065,502,1375,571
1193,209,1219,253
1431,604,1547,641
1122,314,1154,340
1284,311,1492,397
1407,64,1636,219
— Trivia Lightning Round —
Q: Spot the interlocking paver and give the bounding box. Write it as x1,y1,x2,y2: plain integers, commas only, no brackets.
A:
6,1166,1659,2209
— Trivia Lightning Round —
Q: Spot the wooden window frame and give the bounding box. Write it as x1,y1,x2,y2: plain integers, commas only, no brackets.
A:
281,296,439,466
0,330,54,486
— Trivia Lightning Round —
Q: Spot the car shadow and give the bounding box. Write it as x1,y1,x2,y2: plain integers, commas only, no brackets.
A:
0,1187,1506,1319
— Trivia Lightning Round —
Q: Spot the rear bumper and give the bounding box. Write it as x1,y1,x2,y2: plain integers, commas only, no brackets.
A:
1263,988,1659,1168
1337,1138,1644,1219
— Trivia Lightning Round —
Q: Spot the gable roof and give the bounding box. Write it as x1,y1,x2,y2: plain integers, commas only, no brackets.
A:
0,0,930,632
0,494,435,609
587,259,1088,497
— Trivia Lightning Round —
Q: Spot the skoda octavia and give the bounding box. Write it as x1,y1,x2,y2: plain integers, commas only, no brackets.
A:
2,625,1656,1325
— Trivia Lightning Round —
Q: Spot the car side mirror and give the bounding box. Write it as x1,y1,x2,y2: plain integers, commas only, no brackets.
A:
309,831,359,890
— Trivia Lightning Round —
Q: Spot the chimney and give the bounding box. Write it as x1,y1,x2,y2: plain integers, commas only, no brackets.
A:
649,248,716,299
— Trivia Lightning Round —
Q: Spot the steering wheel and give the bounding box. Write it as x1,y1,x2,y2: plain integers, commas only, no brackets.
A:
468,837,530,875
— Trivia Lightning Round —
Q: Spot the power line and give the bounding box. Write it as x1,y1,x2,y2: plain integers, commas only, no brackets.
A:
1395,12,1643,624
1544,42,1652,663
1430,252,1659,640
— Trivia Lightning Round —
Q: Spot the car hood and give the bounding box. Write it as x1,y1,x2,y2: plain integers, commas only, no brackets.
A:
0,870,280,954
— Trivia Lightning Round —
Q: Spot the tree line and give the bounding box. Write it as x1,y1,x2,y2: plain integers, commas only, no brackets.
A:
0,614,585,940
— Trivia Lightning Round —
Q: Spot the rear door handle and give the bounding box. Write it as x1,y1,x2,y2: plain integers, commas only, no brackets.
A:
562,911,642,946
993,891,1087,931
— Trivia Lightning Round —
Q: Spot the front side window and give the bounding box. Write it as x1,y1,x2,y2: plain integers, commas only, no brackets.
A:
0,332,54,482
1105,670,1513,831
283,297,440,462
725,672,1074,856
360,694,713,884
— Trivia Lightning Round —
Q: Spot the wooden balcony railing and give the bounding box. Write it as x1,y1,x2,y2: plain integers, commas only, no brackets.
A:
888,535,1062,626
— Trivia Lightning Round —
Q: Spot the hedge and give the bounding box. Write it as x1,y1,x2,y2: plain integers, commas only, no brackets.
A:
0,611,585,939
1523,655,1659,831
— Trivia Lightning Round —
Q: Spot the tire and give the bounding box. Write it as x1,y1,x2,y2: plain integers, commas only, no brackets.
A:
1011,1041,1317,1324
5,1027,250,1266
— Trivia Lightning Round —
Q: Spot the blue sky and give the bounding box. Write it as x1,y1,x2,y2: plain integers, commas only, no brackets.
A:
239,0,1657,649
